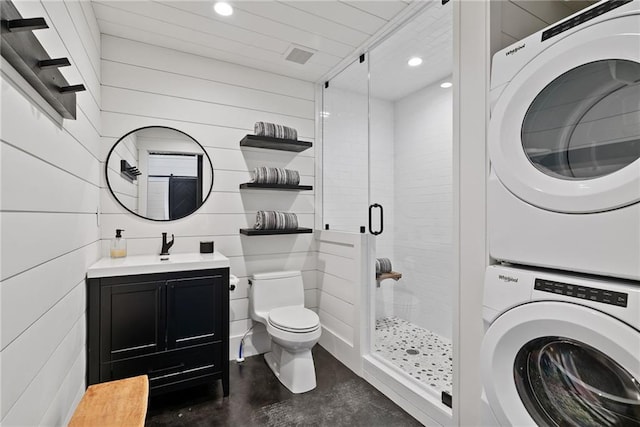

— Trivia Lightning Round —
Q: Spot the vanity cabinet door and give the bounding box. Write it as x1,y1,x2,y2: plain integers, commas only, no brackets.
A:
100,280,165,362
166,275,224,349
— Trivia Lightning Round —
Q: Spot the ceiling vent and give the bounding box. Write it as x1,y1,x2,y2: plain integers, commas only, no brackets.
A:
284,44,316,65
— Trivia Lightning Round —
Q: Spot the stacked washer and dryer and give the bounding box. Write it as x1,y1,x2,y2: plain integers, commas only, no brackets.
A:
482,0,640,425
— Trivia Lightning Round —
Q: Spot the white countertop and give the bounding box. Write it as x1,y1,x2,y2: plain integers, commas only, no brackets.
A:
87,252,230,278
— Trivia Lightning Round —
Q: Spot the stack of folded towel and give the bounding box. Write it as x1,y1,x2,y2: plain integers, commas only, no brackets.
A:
251,167,300,186
376,258,393,275
255,121,298,141
255,210,299,230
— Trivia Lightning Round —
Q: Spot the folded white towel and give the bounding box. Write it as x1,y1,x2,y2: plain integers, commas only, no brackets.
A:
255,211,299,230
251,167,300,185
376,258,392,274
254,121,298,140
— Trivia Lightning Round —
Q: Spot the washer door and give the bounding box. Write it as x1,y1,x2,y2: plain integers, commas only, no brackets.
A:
489,14,640,213
481,301,640,426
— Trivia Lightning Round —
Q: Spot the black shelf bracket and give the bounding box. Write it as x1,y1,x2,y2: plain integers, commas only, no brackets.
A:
120,160,142,182
1,0,86,119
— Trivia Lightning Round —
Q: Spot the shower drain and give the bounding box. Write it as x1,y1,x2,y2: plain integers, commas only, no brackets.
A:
405,349,419,355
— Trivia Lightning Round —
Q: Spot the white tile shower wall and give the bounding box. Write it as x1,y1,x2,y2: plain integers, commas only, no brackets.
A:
0,1,101,424
100,36,316,360
370,100,395,260
393,80,453,340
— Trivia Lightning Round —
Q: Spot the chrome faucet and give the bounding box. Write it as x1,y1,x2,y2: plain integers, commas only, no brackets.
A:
160,232,174,255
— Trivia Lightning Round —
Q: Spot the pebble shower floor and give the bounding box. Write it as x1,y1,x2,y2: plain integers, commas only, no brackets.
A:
374,316,453,395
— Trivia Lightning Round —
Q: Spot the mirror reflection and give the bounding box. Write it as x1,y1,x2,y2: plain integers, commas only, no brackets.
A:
106,126,213,221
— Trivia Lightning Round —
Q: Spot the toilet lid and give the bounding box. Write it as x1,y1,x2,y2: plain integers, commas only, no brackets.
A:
268,306,319,333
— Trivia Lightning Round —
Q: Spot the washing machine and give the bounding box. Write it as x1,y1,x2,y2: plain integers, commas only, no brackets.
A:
488,0,640,281
480,264,640,426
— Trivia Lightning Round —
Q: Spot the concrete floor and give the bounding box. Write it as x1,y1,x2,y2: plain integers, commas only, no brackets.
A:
146,345,422,426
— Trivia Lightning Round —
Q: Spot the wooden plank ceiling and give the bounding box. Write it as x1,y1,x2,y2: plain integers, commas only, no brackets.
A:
92,0,413,82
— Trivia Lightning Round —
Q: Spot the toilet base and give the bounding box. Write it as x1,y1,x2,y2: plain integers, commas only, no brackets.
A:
264,343,317,394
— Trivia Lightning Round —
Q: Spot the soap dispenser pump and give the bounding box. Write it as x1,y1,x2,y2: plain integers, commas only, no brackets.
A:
110,229,127,258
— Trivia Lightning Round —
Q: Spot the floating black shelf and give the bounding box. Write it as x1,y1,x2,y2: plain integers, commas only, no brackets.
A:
239,228,314,236
239,135,312,152
239,183,313,191
1,0,86,119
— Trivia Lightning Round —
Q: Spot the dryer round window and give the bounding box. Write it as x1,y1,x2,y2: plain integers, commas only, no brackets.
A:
522,59,640,180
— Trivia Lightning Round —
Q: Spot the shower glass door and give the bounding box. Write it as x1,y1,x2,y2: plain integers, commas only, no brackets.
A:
322,3,454,404
367,4,454,401
321,2,454,407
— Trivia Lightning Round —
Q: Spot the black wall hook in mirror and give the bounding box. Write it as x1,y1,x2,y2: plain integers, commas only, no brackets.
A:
120,160,141,182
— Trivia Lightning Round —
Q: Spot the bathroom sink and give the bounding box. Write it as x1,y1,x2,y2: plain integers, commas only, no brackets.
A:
87,252,230,278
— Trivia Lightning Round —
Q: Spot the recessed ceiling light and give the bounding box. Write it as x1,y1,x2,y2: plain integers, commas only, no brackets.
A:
440,82,453,88
407,57,423,67
320,111,330,118
214,2,233,16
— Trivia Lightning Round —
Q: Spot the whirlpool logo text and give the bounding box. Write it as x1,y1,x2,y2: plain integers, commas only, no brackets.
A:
498,275,518,283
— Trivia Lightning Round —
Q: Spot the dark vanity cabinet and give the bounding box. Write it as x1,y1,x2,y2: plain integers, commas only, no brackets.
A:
87,268,229,396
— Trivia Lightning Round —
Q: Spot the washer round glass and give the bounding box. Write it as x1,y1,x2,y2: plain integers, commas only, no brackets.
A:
521,59,640,180
514,337,640,426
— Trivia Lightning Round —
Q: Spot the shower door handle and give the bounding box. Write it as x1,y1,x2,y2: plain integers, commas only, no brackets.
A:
368,203,383,235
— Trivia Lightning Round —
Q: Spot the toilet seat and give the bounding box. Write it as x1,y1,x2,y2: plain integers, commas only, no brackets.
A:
268,306,319,333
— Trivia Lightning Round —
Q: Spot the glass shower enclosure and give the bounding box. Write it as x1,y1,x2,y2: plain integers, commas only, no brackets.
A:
321,2,454,411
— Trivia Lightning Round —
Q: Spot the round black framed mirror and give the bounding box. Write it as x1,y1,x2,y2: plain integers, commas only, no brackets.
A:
105,126,213,221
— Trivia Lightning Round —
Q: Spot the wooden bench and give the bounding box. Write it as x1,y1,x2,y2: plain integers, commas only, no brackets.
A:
68,375,149,427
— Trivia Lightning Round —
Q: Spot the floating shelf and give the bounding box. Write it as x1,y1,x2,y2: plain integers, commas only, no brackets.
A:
376,271,402,282
239,183,313,191
239,135,312,152
239,228,314,236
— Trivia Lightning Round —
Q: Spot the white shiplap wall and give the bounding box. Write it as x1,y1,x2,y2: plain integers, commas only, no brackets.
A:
316,230,368,374
0,1,101,425
100,35,317,359
394,80,453,340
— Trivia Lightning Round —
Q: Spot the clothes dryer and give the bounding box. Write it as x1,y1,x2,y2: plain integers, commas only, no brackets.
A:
488,0,640,280
481,264,640,426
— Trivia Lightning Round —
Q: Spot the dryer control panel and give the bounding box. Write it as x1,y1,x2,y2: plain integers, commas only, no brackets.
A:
534,278,628,307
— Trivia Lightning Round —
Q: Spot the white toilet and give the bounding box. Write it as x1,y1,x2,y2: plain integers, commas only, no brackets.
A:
249,270,321,393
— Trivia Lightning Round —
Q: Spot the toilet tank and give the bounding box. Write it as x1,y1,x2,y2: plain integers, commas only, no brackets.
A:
250,270,304,315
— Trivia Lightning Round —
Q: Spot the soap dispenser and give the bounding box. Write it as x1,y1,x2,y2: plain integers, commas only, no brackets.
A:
110,229,127,258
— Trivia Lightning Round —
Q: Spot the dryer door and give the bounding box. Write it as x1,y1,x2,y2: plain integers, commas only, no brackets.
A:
489,14,640,213
481,301,640,426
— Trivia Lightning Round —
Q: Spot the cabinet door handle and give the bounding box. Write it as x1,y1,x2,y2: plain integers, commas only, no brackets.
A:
148,363,185,376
